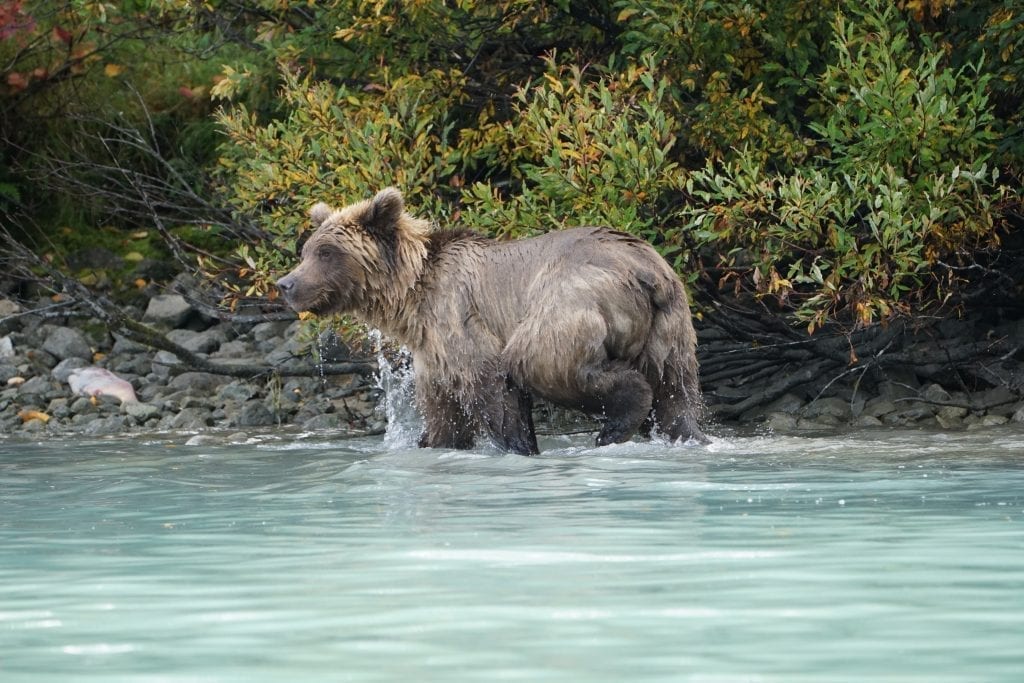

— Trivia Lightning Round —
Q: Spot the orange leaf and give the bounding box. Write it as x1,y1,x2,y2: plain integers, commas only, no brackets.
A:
18,410,50,424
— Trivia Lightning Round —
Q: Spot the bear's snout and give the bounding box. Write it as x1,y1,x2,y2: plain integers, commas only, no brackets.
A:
276,273,296,294
276,273,302,312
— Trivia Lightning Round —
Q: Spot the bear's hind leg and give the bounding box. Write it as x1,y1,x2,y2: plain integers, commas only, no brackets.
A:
579,364,654,447
649,367,708,444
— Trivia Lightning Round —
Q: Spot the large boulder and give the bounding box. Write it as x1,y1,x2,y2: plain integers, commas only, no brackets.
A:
143,294,193,328
42,326,93,361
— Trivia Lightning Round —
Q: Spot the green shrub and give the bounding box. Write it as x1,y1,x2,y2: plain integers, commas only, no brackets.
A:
216,66,464,297
459,56,689,261
683,1,1008,330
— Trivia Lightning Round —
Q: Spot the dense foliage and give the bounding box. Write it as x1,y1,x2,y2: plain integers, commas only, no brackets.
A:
4,0,1022,330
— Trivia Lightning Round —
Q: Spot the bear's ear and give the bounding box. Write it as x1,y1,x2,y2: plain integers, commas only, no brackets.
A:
361,187,404,235
309,202,333,229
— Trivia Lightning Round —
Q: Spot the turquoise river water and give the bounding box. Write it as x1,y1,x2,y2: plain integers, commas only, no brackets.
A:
1,428,1023,681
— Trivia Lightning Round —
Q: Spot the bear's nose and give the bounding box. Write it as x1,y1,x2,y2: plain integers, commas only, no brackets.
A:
276,275,295,293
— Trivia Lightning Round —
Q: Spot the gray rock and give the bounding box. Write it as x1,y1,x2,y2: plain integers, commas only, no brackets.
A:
0,362,17,383
980,386,1017,415
179,395,212,410
184,434,219,446
252,320,292,343
937,404,968,420
18,375,54,397
69,396,95,414
111,334,149,355
266,336,311,366
236,401,275,427
863,397,897,418
803,396,853,421
894,403,935,421
211,339,253,359
968,414,1009,430
51,357,89,383
0,301,23,335
217,381,257,403
164,407,212,430
143,294,193,328
796,416,840,430
936,412,964,429
302,413,342,431
980,414,1009,427
852,414,883,428
21,417,47,433
107,354,151,377
764,392,805,415
151,350,179,378
1012,403,1024,423
166,328,225,354
921,383,951,404
168,372,226,393
42,326,92,361
0,335,14,359
283,377,321,398
26,349,59,370
81,415,129,435
48,397,71,419
881,413,913,426
123,401,161,423
317,329,351,363
766,412,798,432
877,368,920,399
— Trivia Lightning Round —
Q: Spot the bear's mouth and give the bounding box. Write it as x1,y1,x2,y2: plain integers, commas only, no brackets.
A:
287,286,350,317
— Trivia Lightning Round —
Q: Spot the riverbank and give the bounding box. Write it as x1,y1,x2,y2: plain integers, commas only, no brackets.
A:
0,293,383,441
2,291,1024,442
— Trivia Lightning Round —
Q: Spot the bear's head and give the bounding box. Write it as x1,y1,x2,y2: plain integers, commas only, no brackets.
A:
276,188,423,316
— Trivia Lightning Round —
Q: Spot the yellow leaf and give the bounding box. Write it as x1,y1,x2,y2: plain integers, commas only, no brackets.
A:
104,63,124,78
18,410,50,423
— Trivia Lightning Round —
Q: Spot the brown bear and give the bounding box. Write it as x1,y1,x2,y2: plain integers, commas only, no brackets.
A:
276,188,706,454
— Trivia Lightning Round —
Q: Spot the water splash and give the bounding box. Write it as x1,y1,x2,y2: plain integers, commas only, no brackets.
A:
314,333,327,388
370,330,423,449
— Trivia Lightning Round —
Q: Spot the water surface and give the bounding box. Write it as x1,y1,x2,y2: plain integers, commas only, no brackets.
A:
2,428,1023,681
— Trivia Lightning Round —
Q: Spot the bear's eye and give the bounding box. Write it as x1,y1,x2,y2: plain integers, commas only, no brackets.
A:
316,247,331,261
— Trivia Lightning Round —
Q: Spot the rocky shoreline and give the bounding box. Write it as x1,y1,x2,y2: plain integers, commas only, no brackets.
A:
3,290,1024,443
0,293,384,443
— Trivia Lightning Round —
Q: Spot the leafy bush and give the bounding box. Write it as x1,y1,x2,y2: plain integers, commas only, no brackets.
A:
193,0,1021,328
459,56,688,259
683,1,1009,329
217,66,464,298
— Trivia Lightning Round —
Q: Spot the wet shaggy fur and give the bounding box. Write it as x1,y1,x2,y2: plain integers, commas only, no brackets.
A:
277,188,706,454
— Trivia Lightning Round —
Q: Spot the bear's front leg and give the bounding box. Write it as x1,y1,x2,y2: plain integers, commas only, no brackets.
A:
473,377,539,456
417,384,476,450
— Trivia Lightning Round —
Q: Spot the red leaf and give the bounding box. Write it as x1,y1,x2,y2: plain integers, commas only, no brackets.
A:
6,71,28,91
52,25,72,45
